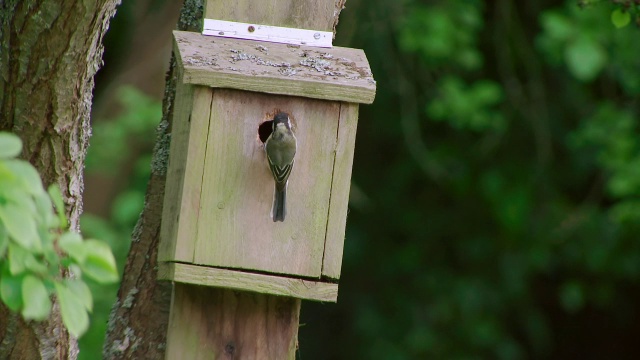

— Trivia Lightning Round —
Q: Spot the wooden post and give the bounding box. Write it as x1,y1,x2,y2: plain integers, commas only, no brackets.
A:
166,284,300,359
164,1,346,358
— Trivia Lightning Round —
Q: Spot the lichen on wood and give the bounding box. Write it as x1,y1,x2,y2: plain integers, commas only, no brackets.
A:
174,30,376,104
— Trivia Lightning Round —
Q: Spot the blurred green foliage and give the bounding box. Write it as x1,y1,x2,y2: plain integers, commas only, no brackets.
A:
603,0,640,28
398,1,484,71
298,0,640,359
427,77,505,132
83,0,640,358
78,86,159,359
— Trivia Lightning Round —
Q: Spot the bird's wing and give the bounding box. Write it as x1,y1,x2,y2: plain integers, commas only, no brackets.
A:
267,155,294,185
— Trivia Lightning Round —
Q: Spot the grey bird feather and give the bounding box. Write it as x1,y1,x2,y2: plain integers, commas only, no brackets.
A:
265,112,297,222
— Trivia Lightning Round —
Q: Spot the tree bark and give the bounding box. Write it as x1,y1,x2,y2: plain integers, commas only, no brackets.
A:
0,0,120,359
102,2,204,359
103,0,346,358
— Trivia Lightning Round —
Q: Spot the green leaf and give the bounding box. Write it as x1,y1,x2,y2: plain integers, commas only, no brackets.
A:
47,185,68,229
0,202,41,251
65,279,93,312
42,244,60,270
0,132,22,158
34,191,58,229
564,37,607,81
3,159,44,195
8,243,29,275
21,275,52,321
58,231,87,263
0,223,8,258
611,9,631,28
0,271,24,312
54,282,89,337
25,255,49,275
81,240,118,284
8,242,48,275
0,186,37,216
68,264,82,278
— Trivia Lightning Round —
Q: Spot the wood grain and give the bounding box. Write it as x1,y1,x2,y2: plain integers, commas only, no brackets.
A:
322,103,359,279
158,262,338,302
165,284,300,360
194,89,339,278
205,0,335,32
158,71,193,262
154,1,355,359
159,82,213,262
173,30,376,104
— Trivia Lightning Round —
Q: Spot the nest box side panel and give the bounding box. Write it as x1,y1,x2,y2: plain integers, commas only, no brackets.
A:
322,102,359,280
194,89,339,278
159,84,212,262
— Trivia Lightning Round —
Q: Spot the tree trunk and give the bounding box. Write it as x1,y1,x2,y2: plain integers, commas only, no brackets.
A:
0,0,120,359
101,1,204,358
103,0,346,358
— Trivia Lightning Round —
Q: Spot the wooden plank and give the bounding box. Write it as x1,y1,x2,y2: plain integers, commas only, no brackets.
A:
174,87,212,261
158,71,194,262
158,262,338,302
165,283,300,360
205,0,335,32
158,84,212,262
322,103,359,279
173,30,376,104
194,89,339,278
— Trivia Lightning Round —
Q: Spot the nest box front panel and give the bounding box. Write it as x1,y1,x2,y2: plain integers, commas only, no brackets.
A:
193,88,339,278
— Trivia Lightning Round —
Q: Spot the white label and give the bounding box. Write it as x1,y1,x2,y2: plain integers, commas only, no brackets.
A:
203,19,333,48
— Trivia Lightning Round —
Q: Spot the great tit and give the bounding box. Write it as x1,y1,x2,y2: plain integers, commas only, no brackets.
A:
265,112,297,222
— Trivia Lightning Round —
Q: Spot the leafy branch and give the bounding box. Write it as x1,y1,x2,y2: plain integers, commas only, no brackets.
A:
0,132,118,337
579,0,640,28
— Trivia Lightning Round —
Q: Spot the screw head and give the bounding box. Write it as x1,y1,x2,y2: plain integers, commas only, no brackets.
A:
313,32,321,40
248,25,255,32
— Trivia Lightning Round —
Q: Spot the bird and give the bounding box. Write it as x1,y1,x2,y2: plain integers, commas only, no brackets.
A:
265,112,297,222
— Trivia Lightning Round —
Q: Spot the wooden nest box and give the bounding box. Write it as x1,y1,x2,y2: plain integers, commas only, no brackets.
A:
158,30,376,302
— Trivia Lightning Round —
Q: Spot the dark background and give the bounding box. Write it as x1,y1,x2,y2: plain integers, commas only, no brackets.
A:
80,0,640,358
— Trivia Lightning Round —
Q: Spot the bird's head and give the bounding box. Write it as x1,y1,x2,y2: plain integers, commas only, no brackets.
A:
273,112,291,130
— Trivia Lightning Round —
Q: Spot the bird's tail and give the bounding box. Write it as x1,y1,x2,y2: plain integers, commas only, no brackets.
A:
273,184,286,222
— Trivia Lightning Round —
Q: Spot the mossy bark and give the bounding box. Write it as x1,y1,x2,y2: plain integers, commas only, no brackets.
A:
102,1,204,359
0,0,120,359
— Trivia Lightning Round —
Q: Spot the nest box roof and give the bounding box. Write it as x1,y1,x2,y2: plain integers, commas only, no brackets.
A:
173,30,376,104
